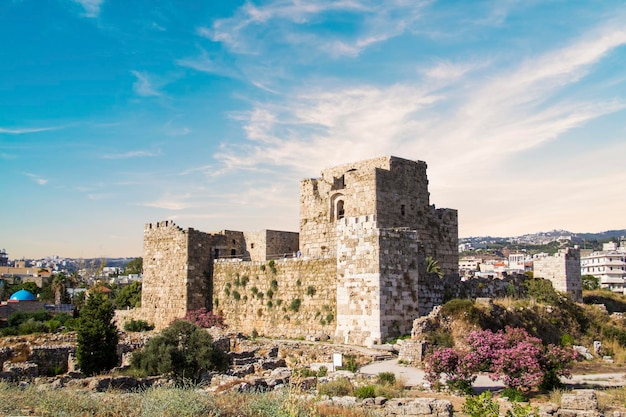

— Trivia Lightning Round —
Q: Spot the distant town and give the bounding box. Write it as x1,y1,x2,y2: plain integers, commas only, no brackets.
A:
1,227,625,306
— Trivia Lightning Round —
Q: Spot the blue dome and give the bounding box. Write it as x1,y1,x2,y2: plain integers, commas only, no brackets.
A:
9,289,36,301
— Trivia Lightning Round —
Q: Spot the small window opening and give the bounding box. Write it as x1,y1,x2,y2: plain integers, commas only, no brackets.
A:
401,204,406,216
337,200,345,220
251,243,255,249
214,248,219,259
231,249,236,257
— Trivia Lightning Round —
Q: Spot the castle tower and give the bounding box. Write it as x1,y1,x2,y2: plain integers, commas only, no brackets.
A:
141,221,223,329
300,156,458,345
299,156,458,276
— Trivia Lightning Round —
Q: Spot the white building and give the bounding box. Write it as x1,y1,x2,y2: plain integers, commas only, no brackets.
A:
533,247,582,302
581,242,626,292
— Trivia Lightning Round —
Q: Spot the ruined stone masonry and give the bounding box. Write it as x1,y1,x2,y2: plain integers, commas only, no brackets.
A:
123,156,458,346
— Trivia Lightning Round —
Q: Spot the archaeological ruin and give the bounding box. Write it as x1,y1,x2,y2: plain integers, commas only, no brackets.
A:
119,156,459,346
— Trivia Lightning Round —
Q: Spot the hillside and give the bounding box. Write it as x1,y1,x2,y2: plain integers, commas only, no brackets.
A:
420,284,626,366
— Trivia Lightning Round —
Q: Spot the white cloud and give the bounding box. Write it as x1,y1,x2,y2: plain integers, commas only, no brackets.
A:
102,149,161,159
139,193,192,210
25,173,48,185
201,0,430,57
0,126,64,134
176,52,241,79
131,71,161,97
211,22,626,195
72,0,104,18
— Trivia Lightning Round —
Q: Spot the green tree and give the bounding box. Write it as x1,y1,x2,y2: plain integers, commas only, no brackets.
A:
131,320,230,382
582,274,600,290
426,256,443,278
125,257,143,275
115,280,142,309
76,292,119,376
51,273,66,305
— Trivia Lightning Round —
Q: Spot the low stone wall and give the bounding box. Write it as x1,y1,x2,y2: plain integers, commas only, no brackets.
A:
29,345,75,376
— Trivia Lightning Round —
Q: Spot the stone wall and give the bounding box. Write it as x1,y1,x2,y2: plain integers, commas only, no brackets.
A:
534,247,582,302
243,230,299,261
378,228,421,340
335,217,382,345
212,257,337,339
29,345,75,375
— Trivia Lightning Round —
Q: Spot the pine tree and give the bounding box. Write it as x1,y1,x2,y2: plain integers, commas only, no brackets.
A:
76,292,119,375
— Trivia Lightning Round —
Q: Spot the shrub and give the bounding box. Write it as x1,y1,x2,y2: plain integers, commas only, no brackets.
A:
183,308,226,329
76,292,119,376
124,319,154,332
441,299,480,324
500,387,528,402
306,286,316,296
131,320,230,382
524,278,562,305
377,372,396,385
340,354,359,372
232,291,241,301
317,378,353,397
353,385,376,399
426,326,580,393
462,391,499,417
289,298,301,312
318,366,328,377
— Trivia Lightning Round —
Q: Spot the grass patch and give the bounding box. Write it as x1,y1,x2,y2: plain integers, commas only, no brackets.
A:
0,382,377,417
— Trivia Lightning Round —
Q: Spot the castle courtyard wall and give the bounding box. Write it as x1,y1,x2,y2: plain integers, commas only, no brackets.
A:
212,257,337,339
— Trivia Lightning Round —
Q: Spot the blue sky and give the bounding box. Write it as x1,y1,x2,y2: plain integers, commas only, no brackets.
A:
2,0,626,259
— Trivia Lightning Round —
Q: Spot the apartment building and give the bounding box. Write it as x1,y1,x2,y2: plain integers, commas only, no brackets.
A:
581,242,626,292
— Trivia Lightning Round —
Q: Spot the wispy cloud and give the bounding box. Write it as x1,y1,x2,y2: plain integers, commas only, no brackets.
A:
200,0,430,57
176,51,241,79
102,149,161,159
0,126,64,134
131,70,161,97
72,0,104,18
212,22,626,182
139,193,192,210
25,173,48,185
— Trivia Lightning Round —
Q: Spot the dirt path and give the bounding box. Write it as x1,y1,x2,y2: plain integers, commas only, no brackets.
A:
360,359,626,390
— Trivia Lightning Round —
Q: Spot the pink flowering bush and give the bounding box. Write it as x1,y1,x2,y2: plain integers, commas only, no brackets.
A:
424,347,476,393
425,326,579,393
182,308,226,329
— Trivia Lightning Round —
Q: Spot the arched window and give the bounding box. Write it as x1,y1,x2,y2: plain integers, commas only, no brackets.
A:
336,199,345,220
330,193,345,221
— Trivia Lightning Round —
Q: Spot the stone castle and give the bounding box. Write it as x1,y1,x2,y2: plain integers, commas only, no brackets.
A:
123,156,458,346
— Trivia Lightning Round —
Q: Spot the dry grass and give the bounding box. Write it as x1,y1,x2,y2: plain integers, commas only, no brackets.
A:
597,387,626,412
0,381,377,417
603,339,626,364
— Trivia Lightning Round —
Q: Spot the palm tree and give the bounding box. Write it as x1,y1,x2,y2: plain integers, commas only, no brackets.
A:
425,256,443,278
51,273,67,305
